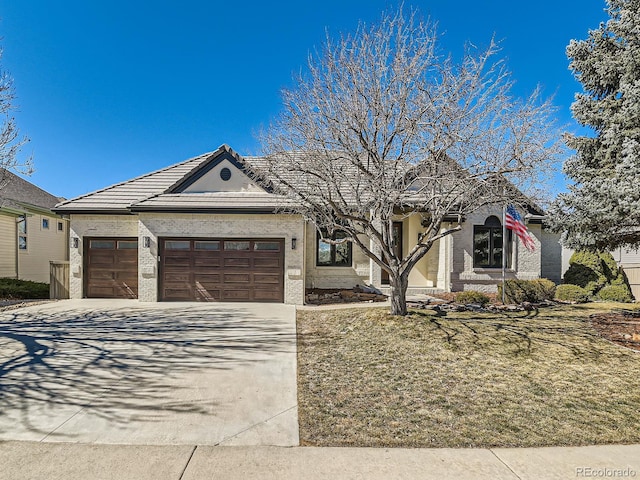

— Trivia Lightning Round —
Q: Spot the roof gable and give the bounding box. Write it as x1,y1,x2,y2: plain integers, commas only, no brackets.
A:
53,145,274,214
168,148,267,194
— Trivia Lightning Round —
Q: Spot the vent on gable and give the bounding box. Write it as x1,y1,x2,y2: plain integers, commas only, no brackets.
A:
220,167,232,181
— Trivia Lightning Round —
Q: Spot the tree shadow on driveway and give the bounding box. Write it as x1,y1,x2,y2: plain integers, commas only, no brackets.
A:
0,304,296,438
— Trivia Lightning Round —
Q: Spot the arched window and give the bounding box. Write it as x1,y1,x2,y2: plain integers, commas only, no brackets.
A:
473,216,504,268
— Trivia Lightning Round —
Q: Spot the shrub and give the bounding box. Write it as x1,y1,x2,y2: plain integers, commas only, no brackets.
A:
597,284,633,303
455,290,490,305
0,278,50,299
563,250,624,295
498,279,556,304
554,284,589,303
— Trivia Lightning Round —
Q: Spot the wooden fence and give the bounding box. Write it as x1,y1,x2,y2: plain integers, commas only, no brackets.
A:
50,261,70,299
620,264,640,301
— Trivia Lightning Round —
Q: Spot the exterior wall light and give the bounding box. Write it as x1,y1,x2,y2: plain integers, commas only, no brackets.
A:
71,237,79,249
291,237,297,250
143,236,151,248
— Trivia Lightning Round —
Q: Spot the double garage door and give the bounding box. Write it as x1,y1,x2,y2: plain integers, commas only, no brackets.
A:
159,238,285,302
84,237,285,302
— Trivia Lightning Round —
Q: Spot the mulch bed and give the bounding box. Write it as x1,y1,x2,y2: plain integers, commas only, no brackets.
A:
591,310,640,351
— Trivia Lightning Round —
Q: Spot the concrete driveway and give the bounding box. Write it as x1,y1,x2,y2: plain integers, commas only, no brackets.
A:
0,299,298,446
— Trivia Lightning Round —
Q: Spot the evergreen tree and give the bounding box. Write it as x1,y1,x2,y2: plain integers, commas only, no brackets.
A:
549,0,640,249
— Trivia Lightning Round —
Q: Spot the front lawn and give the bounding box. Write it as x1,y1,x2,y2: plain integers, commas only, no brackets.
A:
297,303,640,448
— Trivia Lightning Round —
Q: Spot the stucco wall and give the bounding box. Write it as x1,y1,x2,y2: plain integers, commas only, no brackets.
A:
450,207,542,293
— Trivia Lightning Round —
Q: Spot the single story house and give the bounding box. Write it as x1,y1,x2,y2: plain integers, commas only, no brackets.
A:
53,145,562,304
0,168,70,283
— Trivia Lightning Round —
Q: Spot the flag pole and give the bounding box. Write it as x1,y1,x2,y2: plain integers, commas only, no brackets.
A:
502,204,507,304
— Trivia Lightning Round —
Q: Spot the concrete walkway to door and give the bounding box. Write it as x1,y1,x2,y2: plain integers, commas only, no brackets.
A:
0,299,298,446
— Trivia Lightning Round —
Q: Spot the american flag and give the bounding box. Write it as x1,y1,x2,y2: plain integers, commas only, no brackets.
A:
505,205,536,251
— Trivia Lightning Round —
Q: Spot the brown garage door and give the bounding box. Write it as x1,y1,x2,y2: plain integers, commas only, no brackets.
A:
84,237,138,298
160,238,284,302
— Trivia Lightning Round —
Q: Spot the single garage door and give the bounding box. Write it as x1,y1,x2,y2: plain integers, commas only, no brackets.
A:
160,238,284,302
84,237,138,298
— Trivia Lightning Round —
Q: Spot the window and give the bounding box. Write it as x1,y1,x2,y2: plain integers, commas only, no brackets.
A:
316,228,352,267
473,216,505,268
58,221,64,232
90,240,115,249
42,218,50,229
165,240,190,250
195,241,220,251
224,241,250,251
17,215,27,250
254,241,280,251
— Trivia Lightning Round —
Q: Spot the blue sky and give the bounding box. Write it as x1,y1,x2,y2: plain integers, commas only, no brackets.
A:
1,0,607,199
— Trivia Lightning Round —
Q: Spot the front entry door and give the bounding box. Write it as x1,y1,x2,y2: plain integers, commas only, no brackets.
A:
381,222,403,285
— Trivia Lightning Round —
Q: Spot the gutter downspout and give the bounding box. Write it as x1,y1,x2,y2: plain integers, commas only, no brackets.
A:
15,215,19,280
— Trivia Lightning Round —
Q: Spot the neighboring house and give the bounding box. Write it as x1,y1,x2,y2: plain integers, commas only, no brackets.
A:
0,169,70,283
612,248,640,300
53,144,559,304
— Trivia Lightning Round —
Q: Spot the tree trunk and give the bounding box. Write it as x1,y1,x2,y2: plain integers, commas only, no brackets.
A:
389,273,409,316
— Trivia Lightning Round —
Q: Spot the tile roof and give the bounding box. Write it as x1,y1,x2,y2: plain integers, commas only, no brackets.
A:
0,168,64,212
130,192,291,212
53,150,219,213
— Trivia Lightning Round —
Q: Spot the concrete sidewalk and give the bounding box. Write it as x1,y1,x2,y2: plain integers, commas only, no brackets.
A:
1,441,639,480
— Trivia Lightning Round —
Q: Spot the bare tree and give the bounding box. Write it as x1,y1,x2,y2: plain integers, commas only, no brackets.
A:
259,9,563,315
0,46,32,188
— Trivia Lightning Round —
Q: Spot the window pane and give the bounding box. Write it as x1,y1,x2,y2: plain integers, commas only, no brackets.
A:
117,240,138,249
254,241,280,251
90,240,115,249
473,227,490,267
42,218,50,229
18,236,27,250
492,230,503,267
58,222,64,231
224,241,250,251
195,241,220,251
317,241,332,265
334,241,352,266
165,240,190,250
17,216,26,235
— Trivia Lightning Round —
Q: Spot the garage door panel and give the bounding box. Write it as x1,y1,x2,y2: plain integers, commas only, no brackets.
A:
193,273,222,283
222,289,251,301
254,290,283,301
224,257,251,268
164,256,191,266
163,288,192,300
194,257,221,267
254,273,281,284
254,257,281,268
160,238,284,302
224,273,251,284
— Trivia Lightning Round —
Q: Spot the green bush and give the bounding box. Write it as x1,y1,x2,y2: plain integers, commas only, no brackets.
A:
498,279,557,304
563,250,623,295
455,290,490,305
554,284,590,303
597,284,633,303
0,278,49,299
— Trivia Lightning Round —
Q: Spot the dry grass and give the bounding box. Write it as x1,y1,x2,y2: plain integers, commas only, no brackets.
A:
296,303,640,448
